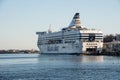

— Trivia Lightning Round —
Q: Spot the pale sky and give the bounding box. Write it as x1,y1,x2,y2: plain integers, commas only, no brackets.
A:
0,0,120,50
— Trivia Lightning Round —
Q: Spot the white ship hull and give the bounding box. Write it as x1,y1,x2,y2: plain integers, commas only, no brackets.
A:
38,43,82,54
38,42,103,54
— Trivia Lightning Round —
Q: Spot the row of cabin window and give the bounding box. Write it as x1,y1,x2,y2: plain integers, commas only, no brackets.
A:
38,40,103,45
40,33,102,39
40,35,103,41
38,38,103,43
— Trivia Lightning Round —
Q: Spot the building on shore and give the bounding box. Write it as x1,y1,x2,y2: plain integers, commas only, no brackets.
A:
116,34,120,41
102,33,120,55
103,41,120,53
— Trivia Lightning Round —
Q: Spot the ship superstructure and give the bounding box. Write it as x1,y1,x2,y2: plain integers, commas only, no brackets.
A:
36,13,103,54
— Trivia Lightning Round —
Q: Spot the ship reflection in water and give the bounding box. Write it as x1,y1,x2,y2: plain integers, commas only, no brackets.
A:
79,55,103,63
0,53,120,80
41,55,104,63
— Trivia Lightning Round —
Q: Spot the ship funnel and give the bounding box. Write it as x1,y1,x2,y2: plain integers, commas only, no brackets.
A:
69,13,81,28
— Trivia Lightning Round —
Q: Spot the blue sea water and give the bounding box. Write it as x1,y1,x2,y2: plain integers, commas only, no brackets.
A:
0,53,120,80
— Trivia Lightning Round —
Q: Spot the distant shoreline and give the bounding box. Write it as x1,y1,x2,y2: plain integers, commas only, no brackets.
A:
0,52,120,56
0,52,39,54
0,50,39,54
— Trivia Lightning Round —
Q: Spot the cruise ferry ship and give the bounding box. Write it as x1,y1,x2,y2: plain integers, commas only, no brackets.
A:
36,13,103,54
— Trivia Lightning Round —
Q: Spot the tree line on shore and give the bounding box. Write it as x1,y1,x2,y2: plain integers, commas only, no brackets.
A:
0,49,39,54
103,34,120,42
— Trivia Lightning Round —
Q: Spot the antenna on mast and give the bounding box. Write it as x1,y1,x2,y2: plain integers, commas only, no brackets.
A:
48,24,52,33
